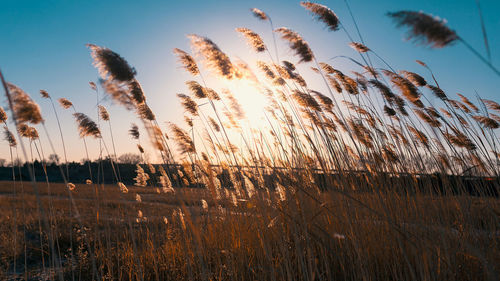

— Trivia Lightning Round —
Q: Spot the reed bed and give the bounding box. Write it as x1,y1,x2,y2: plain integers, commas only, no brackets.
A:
0,2,499,280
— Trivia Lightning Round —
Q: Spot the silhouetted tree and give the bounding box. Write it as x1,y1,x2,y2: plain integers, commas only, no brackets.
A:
118,153,141,164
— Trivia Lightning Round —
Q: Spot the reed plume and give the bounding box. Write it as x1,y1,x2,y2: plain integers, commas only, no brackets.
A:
400,70,427,87
427,85,447,100
236,28,266,52
408,126,429,147
3,126,17,147
387,11,458,48
100,79,135,109
251,8,268,21
128,123,140,140
257,61,276,79
58,98,73,109
7,83,43,124
177,93,198,116
457,93,478,112
186,81,206,99
301,2,340,31
349,42,370,53
73,113,101,138
169,123,196,155
98,105,110,121
472,115,499,129
384,105,397,116
128,80,146,105
292,90,321,111
40,90,50,99
188,34,237,79
311,90,333,112
208,116,220,132
385,71,421,103
275,27,313,63
173,48,200,76
137,103,155,121
223,90,245,119
87,43,136,82
481,99,500,112
18,123,38,139
0,107,7,123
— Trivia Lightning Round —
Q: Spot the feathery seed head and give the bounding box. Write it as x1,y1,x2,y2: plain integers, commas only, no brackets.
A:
87,43,136,82
58,98,73,109
186,81,206,99
40,90,50,99
169,123,196,155
73,112,101,138
292,90,321,111
136,103,155,121
400,70,427,87
236,28,266,52
301,2,340,31
129,123,140,140
0,107,7,123
387,11,458,48
188,34,237,79
8,83,43,125
3,126,17,147
98,105,110,121
275,27,314,63
349,42,370,53
251,8,268,20
177,93,198,116
173,48,200,75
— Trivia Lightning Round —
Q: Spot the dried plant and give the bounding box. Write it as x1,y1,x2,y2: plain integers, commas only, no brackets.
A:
275,27,314,63
98,105,110,121
58,98,74,109
137,103,155,121
3,126,17,147
87,43,136,82
8,83,43,124
387,11,458,48
188,34,237,79
40,90,50,99
236,28,266,52
251,8,268,21
177,93,198,116
349,42,370,53
301,2,340,31
173,48,200,76
73,113,101,138
292,90,321,111
169,123,196,154
0,107,7,123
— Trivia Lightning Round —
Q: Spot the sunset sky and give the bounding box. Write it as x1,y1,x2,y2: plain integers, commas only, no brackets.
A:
1,0,499,162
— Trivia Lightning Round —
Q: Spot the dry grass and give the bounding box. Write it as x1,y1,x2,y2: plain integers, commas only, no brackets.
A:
0,181,498,280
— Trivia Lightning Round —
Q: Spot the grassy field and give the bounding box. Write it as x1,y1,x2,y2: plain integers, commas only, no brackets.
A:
1,1,500,280
0,181,498,280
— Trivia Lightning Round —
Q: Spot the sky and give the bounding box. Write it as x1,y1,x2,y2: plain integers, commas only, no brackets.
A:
0,0,499,163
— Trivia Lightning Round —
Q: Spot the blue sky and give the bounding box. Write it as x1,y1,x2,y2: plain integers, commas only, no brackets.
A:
1,0,499,162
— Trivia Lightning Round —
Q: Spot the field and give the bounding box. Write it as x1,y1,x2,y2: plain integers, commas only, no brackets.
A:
0,181,498,280
1,1,500,280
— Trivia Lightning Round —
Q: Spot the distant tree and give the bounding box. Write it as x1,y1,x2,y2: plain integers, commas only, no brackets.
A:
48,154,60,164
11,158,23,166
0,158,5,167
118,153,141,164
